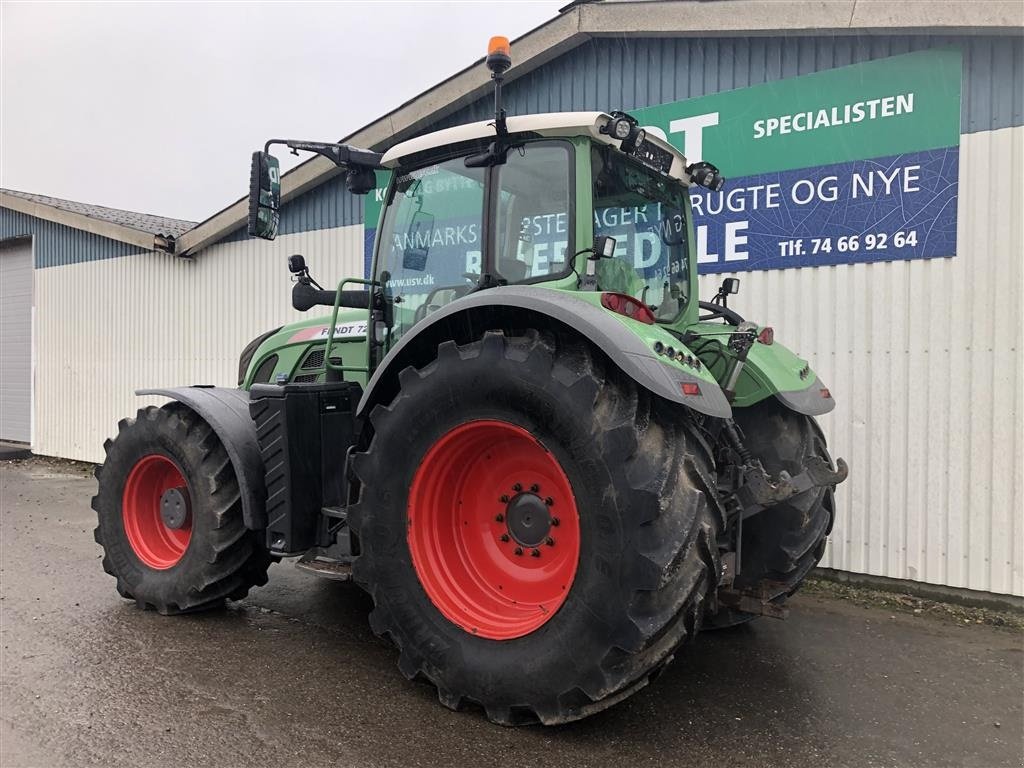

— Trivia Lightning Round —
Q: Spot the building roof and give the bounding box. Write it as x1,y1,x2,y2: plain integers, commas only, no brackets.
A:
168,0,1021,255
0,188,195,253
1,189,195,238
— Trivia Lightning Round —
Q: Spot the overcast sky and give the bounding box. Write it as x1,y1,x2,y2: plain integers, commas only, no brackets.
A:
1,1,565,223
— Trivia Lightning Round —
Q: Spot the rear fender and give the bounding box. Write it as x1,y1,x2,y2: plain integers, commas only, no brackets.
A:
136,386,267,530
358,286,732,419
733,340,836,416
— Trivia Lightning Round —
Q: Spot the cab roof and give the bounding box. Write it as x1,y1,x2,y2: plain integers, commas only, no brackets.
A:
380,111,690,183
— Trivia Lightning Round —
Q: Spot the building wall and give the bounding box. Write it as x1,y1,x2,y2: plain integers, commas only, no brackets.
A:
30,224,363,462
8,32,1022,598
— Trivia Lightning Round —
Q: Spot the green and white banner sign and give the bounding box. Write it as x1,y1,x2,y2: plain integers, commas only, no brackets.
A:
634,48,962,273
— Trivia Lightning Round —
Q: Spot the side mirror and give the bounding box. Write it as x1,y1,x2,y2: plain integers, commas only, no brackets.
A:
721,277,740,295
248,151,281,240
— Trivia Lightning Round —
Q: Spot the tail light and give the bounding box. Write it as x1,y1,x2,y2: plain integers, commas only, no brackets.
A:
757,326,774,345
681,382,701,396
600,292,655,324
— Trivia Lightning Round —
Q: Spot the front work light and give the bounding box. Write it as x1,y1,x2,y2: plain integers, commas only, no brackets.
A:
610,118,632,140
687,161,726,192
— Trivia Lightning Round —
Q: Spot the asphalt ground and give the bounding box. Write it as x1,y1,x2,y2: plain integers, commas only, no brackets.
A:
1,458,1021,768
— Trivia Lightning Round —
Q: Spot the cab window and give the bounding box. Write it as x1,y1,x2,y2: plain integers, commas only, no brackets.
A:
592,145,690,322
494,142,573,282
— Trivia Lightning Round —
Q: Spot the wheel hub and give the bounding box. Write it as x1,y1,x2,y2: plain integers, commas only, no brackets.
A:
159,486,191,530
505,492,550,547
122,454,193,570
407,420,581,640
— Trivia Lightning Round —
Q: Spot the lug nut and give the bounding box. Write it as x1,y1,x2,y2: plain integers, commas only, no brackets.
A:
495,513,504,523
500,495,510,503
531,548,541,557
551,517,560,527
500,534,510,542
512,483,522,492
530,484,539,493
544,497,554,506
514,546,523,556
546,537,555,546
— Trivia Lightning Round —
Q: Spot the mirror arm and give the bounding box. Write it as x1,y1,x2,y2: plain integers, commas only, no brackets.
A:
264,139,383,170
292,282,371,312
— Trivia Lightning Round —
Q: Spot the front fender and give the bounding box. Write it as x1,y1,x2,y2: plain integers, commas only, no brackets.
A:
358,286,732,418
137,386,267,530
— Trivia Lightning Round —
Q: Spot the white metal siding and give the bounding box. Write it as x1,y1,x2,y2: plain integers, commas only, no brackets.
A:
698,125,1024,597
32,225,363,462
1,238,34,443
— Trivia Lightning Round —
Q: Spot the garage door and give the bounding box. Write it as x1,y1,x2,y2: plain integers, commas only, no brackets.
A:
1,238,33,443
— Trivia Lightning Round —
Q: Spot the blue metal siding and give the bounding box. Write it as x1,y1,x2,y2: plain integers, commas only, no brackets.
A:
0,208,142,268
221,172,364,243
436,35,1023,134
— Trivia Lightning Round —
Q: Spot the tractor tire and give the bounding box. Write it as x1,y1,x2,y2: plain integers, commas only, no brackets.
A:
349,330,721,725
705,398,836,630
93,402,271,614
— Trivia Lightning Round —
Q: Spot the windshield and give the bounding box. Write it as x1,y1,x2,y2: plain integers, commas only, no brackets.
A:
375,157,486,341
592,145,690,322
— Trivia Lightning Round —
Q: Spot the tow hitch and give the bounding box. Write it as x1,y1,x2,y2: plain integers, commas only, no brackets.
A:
721,419,848,520
734,454,849,519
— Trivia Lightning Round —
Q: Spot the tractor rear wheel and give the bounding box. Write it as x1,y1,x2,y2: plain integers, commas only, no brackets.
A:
705,399,836,629
350,330,721,725
93,403,271,614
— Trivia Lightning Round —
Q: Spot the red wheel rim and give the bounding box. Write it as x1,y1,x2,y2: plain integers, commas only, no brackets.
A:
407,420,581,640
122,454,192,569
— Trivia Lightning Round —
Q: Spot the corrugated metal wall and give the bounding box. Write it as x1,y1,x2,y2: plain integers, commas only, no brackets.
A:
697,125,1023,597
32,225,363,461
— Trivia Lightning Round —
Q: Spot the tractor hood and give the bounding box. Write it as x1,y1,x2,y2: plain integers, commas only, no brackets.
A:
241,310,368,388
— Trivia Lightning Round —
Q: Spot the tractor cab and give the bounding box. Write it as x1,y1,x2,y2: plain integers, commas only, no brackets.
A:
372,111,700,344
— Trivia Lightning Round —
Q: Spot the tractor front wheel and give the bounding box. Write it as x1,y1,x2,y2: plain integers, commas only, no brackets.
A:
350,330,721,725
93,403,271,614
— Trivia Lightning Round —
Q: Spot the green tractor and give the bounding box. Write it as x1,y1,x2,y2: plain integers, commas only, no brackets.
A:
93,38,847,725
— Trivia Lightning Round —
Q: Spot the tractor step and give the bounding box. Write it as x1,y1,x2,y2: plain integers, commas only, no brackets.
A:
295,552,353,581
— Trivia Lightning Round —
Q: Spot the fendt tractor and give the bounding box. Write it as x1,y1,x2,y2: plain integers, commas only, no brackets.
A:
94,38,848,725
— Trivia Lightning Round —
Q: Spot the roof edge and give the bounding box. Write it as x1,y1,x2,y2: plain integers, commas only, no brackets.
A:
1,192,164,252
177,0,1023,255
